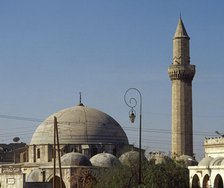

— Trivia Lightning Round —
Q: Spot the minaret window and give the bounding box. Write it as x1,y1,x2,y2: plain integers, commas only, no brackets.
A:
37,148,40,159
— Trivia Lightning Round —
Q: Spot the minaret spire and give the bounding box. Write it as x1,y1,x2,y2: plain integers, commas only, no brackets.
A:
168,18,196,157
174,17,189,39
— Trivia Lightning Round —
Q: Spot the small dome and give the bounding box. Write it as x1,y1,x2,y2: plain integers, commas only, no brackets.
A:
119,151,146,166
198,156,214,166
30,105,128,145
210,157,224,166
176,155,198,166
27,169,42,182
119,151,138,165
90,153,121,167
61,152,92,166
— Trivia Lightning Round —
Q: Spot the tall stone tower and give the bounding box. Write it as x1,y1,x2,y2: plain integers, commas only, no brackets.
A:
168,18,196,157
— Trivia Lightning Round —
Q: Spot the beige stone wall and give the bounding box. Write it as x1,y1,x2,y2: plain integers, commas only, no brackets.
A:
28,145,36,163
173,38,190,65
0,174,24,188
171,80,193,156
0,166,24,188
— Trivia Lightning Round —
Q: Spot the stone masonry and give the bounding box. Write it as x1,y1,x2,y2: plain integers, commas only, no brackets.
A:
168,18,196,157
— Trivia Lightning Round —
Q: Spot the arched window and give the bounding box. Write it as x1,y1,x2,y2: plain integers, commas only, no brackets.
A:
203,174,210,188
192,174,200,188
214,174,223,188
37,148,40,159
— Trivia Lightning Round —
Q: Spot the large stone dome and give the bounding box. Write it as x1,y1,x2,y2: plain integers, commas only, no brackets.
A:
30,104,128,145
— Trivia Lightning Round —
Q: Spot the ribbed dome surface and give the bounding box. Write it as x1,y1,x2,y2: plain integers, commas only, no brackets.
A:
30,105,128,145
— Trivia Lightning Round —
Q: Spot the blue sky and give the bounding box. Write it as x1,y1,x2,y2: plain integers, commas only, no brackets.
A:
0,1,223,160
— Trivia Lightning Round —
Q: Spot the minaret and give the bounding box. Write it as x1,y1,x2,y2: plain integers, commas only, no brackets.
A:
168,18,196,157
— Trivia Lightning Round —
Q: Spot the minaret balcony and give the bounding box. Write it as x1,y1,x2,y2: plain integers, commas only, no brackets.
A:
168,64,195,81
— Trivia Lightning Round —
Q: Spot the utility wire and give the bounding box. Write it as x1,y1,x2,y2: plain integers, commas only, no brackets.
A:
0,114,43,122
0,113,218,137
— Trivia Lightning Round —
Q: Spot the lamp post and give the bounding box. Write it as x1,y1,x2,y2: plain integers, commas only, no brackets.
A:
124,88,142,185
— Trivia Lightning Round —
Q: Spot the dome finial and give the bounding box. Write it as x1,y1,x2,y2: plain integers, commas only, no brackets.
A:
78,92,84,106
79,92,82,104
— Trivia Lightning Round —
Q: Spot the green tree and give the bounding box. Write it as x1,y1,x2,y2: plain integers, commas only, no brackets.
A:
143,157,189,188
95,157,189,188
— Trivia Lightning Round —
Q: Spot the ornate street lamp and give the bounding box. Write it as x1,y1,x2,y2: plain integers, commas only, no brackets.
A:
129,108,136,123
124,88,142,185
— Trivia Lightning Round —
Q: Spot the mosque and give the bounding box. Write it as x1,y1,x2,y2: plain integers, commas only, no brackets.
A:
0,17,224,188
0,98,133,187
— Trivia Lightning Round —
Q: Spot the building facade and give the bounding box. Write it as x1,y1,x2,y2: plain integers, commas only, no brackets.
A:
168,18,196,157
189,137,224,188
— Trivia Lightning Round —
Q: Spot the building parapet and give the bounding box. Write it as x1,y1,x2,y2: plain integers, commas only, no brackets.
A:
204,137,224,145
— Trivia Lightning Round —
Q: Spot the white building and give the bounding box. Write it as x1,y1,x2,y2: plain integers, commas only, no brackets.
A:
189,137,224,188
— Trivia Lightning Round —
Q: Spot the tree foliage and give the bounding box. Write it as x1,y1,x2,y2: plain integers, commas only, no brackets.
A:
143,157,189,188
95,157,189,188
